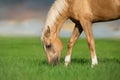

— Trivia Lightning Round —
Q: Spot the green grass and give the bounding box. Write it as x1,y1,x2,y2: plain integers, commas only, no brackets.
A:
0,37,120,80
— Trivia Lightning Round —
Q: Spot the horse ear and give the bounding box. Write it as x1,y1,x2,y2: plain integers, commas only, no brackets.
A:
44,26,51,37
47,26,50,33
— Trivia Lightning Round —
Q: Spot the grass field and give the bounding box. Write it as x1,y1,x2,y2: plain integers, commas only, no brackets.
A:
0,37,120,80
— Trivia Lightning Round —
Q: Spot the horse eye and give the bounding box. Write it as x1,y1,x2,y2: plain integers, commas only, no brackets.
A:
46,43,52,49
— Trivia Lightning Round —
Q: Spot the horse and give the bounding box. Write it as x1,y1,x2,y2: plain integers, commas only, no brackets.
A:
41,0,120,67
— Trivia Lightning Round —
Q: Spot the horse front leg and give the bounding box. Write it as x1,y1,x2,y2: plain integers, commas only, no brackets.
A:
65,23,83,66
80,19,98,67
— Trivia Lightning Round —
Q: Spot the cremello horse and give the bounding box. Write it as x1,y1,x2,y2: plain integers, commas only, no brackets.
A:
41,0,120,67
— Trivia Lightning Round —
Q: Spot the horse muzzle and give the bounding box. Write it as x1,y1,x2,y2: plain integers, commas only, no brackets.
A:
48,56,60,65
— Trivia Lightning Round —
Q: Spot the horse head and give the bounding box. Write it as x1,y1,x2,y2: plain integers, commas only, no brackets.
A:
42,26,63,65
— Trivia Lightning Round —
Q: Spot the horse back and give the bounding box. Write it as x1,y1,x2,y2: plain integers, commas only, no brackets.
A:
89,0,120,22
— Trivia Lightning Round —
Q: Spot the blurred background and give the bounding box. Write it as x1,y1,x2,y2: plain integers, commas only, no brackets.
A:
0,0,120,38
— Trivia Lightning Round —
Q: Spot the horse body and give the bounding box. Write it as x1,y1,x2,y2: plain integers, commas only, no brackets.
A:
69,0,120,22
42,0,120,66
90,0,120,22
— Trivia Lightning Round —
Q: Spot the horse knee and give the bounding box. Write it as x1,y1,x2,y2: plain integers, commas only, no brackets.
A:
68,41,74,49
88,40,95,51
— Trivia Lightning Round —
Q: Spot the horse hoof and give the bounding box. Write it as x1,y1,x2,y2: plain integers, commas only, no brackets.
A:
91,64,98,68
64,62,70,67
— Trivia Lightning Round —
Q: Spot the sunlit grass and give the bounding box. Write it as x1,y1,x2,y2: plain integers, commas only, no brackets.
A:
0,37,120,80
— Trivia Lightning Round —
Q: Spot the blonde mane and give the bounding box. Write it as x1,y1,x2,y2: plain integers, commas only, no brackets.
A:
42,0,68,40
45,0,68,29
45,0,68,27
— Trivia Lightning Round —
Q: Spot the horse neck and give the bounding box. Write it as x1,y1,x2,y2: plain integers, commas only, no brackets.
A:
54,15,68,37
45,0,69,37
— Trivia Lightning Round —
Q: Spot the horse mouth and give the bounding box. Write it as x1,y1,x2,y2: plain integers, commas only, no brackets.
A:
49,57,59,65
